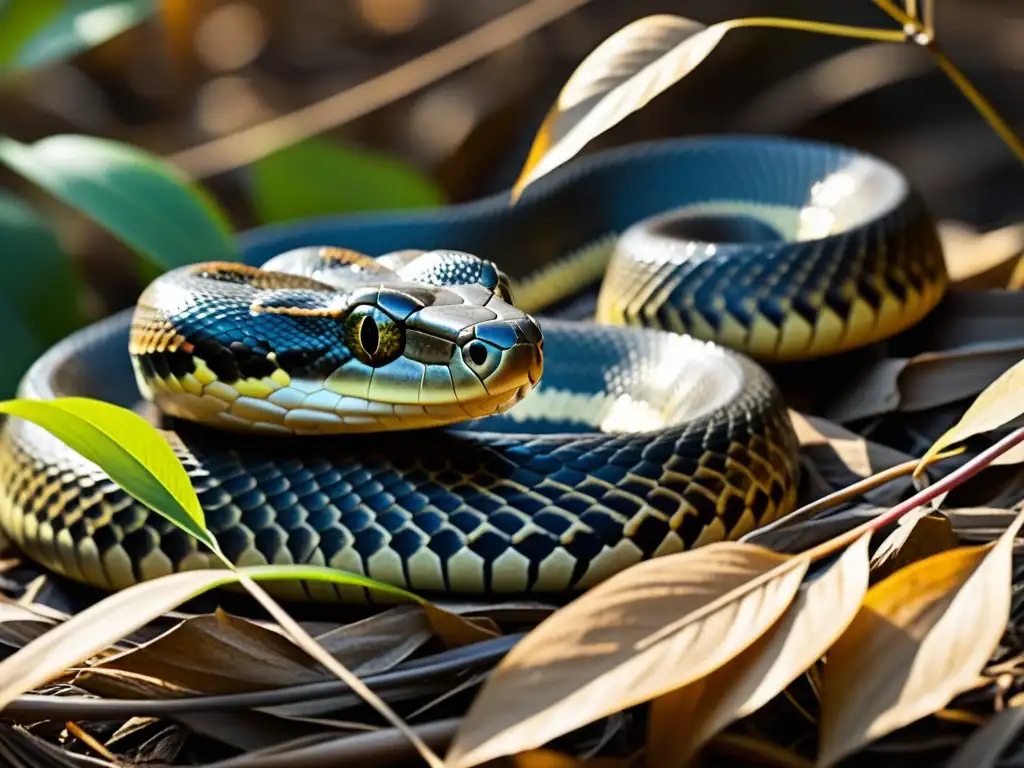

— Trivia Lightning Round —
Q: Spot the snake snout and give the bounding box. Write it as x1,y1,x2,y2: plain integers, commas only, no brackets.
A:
454,314,543,406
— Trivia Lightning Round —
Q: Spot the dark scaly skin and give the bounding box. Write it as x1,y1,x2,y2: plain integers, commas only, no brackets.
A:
0,137,945,601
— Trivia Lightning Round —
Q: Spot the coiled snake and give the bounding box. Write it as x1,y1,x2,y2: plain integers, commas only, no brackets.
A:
0,137,946,601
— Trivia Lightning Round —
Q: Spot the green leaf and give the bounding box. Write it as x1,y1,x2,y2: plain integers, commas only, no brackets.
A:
0,0,155,75
0,397,216,551
0,190,84,344
250,137,445,224
0,134,237,273
0,0,62,71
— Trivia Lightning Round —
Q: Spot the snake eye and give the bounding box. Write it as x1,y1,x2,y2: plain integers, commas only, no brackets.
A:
345,305,403,367
463,339,501,379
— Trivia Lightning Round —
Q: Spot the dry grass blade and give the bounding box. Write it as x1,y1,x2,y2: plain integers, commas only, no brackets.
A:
917,357,1024,473
444,543,809,768
816,508,1024,766
511,14,728,199
647,533,871,767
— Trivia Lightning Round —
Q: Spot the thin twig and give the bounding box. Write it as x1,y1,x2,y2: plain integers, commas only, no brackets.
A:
233,572,445,768
727,17,906,43
805,426,1024,562
872,0,1024,163
64,721,118,763
168,0,594,179
923,0,935,37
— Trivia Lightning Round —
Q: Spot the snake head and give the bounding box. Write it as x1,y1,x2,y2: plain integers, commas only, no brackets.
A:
130,251,543,435
320,274,544,431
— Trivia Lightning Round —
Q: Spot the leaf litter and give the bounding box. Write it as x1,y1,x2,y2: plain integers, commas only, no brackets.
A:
4,18,1024,768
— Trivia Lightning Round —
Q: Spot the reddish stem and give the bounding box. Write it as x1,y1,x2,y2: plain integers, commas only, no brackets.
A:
803,426,1024,561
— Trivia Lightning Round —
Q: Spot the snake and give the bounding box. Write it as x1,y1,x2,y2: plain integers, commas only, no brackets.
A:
0,136,947,602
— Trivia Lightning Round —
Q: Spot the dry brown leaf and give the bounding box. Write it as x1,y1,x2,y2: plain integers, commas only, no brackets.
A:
815,508,1024,766
0,602,58,651
313,606,437,677
825,343,1024,423
941,221,1024,290
90,609,328,693
647,533,871,767
425,605,499,648
788,412,915,503
444,543,809,768
917,355,1024,472
824,292,1024,423
742,504,882,554
869,512,959,580
0,569,244,711
513,14,730,198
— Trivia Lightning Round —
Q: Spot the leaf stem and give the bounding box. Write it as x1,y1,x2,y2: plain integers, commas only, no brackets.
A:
206,552,443,768
872,0,1024,164
236,574,445,768
804,427,1024,561
726,17,906,43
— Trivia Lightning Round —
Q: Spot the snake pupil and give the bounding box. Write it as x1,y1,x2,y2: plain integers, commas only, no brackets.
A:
359,317,379,356
468,341,488,366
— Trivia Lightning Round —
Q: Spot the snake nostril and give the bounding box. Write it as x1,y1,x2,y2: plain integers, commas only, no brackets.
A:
467,340,489,367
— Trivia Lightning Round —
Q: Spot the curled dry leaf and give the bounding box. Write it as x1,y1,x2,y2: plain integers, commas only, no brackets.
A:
512,14,729,198
916,352,1024,473
90,609,329,694
444,543,809,768
816,509,1024,767
646,533,871,767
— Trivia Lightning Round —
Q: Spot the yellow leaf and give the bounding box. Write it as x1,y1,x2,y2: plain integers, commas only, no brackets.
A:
444,543,809,768
869,511,959,580
512,15,730,199
816,509,1024,767
647,533,871,767
916,357,1024,475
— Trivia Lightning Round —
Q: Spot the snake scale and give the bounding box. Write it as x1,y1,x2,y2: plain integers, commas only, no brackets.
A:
0,137,947,602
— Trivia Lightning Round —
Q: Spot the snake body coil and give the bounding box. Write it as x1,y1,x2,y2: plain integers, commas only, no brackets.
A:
0,137,946,601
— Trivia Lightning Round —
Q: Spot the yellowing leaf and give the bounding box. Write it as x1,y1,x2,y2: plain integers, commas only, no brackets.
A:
0,397,215,552
917,357,1024,475
512,15,730,199
647,533,871,767
816,509,1024,767
444,543,809,768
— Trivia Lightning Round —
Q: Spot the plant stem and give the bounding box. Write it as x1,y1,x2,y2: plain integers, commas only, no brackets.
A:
727,17,905,43
804,426,1024,562
929,48,1024,164
872,0,1024,164
207,551,444,768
